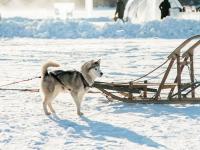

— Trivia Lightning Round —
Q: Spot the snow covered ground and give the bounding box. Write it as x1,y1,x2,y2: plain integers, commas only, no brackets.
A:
0,38,200,150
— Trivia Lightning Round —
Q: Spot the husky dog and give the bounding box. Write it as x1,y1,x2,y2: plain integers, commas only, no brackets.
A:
40,60,103,116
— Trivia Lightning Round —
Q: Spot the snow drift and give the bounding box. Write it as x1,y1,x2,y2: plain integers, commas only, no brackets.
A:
0,17,199,39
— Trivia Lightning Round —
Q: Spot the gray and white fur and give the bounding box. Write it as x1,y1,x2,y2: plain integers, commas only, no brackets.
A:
40,60,103,116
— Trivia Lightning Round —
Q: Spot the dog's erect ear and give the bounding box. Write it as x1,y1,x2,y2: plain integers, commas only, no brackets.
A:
95,59,101,65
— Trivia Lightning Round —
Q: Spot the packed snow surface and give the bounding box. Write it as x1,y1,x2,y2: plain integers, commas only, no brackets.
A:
0,17,199,39
0,38,200,149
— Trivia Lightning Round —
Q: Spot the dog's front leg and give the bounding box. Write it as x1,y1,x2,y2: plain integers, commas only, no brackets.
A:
48,102,55,114
71,91,84,116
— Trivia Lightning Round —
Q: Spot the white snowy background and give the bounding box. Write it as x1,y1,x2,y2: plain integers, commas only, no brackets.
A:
0,5,200,150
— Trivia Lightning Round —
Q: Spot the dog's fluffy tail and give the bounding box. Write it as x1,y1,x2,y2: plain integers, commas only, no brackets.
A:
41,61,60,78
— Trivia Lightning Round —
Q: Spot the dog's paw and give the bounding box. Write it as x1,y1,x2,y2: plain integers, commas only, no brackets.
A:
45,112,51,116
51,110,56,114
78,112,84,116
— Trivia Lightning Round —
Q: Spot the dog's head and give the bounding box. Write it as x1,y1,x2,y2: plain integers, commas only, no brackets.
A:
81,59,103,80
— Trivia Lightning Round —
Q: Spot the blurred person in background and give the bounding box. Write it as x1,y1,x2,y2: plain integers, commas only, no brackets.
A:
159,0,171,19
114,0,125,22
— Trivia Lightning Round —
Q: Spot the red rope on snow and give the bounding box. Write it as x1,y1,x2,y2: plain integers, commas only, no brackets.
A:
0,88,39,92
0,76,41,88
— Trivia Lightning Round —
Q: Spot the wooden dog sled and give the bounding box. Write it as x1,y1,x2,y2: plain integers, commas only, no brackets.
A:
93,35,200,104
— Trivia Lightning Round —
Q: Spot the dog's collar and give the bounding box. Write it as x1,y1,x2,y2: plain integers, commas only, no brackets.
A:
79,72,91,88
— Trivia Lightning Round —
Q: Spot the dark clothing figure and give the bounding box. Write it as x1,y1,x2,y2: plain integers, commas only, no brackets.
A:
115,0,125,22
159,0,171,19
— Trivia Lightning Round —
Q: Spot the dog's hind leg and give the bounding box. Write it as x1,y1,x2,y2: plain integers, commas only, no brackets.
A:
43,97,51,115
48,102,55,114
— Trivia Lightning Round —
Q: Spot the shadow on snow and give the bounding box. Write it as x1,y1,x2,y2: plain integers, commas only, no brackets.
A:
107,102,200,119
48,114,165,148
